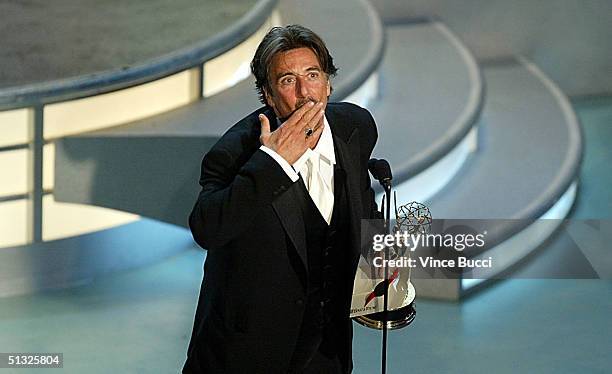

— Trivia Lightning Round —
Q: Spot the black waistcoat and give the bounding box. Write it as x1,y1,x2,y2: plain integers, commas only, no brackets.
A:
294,165,351,334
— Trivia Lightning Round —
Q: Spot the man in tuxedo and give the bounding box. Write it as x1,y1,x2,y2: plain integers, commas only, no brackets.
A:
183,24,379,373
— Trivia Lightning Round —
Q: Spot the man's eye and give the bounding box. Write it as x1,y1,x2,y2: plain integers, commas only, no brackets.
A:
309,72,319,79
281,77,295,85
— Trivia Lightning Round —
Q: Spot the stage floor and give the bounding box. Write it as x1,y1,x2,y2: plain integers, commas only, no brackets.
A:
0,0,256,89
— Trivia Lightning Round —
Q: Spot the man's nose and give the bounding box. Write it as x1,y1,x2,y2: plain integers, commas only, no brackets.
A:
295,76,309,98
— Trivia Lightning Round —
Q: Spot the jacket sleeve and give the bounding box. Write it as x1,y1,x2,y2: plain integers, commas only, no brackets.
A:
189,133,294,251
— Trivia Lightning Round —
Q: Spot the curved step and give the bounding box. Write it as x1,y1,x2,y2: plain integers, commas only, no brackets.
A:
400,57,583,299
371,21,483,202
426,58,582,220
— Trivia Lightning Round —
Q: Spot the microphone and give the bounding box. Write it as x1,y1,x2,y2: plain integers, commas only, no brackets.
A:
368,158,392,189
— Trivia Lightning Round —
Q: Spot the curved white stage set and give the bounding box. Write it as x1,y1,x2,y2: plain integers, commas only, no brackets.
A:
0,0,582,308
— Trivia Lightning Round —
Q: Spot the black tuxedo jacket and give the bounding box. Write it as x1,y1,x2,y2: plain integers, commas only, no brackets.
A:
184,102,379,373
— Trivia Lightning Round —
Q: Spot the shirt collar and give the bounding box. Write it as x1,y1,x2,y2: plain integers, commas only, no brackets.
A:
314,116,336,165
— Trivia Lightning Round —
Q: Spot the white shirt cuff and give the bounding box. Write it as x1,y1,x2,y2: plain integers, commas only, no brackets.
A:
259,146,300,182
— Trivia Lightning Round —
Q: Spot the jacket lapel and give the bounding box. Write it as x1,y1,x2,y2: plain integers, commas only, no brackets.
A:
327,106,362,260
332,129,361,260
271,185,308,269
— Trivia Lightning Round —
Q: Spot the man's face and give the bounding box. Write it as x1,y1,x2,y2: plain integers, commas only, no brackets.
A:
264,47,331,121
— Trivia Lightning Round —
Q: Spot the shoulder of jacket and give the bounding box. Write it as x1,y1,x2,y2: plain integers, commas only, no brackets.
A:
329,101,368,114
206,106,269,160
328,102,377,136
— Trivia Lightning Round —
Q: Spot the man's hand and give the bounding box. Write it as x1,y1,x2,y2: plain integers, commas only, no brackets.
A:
259,101,325,164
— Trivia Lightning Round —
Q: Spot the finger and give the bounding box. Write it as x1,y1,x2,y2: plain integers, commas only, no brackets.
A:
306,119,325,146
259,114,272,146
297,102,324,131
259,114,270,135
313,118,325,135
284,101,318,128
303,107,325,133
302,108,324,144
307,114,325,136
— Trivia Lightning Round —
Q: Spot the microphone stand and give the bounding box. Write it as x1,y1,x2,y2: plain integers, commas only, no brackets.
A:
366,158,394,374
381,179,392,374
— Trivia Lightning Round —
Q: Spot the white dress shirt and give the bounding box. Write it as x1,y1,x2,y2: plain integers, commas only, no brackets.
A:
260,116,336,223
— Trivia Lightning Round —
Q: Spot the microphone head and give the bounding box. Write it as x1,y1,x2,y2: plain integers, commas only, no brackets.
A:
368,158,392,182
